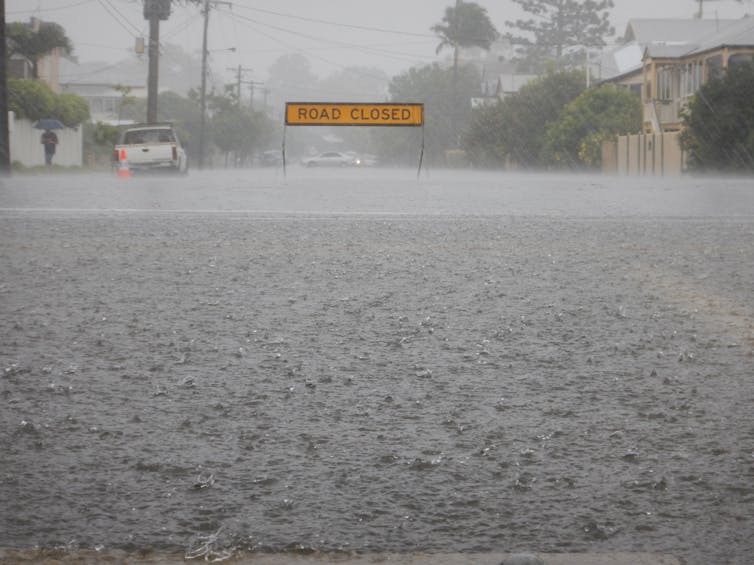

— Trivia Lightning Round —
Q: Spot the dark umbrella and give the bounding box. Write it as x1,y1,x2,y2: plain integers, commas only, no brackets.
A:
33,118,65,130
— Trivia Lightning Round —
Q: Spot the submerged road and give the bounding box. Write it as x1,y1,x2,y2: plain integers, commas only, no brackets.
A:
0,169,752,565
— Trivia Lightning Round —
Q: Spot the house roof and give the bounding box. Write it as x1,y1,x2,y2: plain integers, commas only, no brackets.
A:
690,15,754,54
496,73,539,93
625,19,737,44
642,16,754,60
602,17,754,80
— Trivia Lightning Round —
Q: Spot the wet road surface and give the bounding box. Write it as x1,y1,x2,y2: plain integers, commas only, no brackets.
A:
1,169,753,565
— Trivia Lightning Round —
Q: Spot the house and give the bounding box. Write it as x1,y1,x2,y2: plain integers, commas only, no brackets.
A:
472,73,540,108
6,18,65,91
601,17,754,175
59,82,147,125
600,18,739,95
641,16,754,133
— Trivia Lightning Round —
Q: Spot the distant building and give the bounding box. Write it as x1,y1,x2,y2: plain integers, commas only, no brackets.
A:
6,18,65,91
641,16,754,133
601,16,754,175
600,17,754,132
472,73,539,108
60,82,147,125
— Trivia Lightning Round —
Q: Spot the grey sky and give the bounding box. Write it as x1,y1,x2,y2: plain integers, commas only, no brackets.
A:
6,0,754,84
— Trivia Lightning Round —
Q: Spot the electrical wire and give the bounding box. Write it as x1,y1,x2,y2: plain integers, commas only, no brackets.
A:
217,7,437,67
229,3,436,39
213,8,388,82
8,0,95,15
95,0,141,38
99,0,143,37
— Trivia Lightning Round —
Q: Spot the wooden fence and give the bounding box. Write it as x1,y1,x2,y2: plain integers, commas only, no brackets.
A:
602,132,686,176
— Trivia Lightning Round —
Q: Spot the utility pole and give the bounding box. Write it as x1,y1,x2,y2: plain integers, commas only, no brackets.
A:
144,0,171,124
245,80,264,111
227,65,253,105
0,0,11,174
198,0,232,169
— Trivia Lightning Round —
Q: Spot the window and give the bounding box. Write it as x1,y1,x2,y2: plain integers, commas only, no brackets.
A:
657,66,676,101
706,55,724,81
729,53,754,69
680,61,703,98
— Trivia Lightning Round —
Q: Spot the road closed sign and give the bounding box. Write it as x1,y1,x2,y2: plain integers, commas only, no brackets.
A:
286,102,424,127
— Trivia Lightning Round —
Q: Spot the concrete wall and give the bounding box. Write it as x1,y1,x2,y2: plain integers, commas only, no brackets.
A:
603,132,685,175
9,113,83,167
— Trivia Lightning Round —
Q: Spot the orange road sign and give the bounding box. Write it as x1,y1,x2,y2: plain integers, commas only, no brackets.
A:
286,102,424,127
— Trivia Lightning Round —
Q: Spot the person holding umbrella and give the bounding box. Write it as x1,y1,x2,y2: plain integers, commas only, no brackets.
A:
35,119,64,168
40,128,59,168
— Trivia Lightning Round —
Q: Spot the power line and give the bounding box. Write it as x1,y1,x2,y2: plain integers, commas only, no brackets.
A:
162,12,202,40
8,0,94,15
230,3,436,39
217,8,436,67
96,0,141,38
214,9,391,81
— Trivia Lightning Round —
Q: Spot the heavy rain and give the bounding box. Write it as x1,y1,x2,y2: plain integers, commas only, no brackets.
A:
1,2,754,565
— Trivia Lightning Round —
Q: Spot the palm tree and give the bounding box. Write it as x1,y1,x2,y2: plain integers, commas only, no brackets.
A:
432,1,499,77
6,20,73,79
432,1,499,145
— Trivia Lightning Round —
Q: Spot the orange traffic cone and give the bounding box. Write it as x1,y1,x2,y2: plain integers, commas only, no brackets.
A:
116,148,131,179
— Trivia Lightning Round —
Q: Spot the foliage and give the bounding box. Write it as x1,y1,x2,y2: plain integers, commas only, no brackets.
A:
54,92,90,127
544,85,642,168
266,54,319,112
462,69,585,168
83,122,120,168
6,20,74,78
7,79,89,126
681,63,754,172
432,1,499,70
506,0,614,70
374,63,481,166
209,93,275,166
7,79,56,121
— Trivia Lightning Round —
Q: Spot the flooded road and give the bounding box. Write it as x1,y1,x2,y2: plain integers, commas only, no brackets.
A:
1,169,753,565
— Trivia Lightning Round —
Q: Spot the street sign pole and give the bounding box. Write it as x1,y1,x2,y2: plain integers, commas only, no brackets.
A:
0,0,11,174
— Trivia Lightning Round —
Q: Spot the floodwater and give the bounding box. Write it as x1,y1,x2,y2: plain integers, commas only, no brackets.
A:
1,168,753,565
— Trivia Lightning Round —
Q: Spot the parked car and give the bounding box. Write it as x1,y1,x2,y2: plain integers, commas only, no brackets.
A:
301,151,359,167
344,151,379,167
257,150,283,167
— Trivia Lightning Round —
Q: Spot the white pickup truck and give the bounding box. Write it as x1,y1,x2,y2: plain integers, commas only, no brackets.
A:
114,123,188,174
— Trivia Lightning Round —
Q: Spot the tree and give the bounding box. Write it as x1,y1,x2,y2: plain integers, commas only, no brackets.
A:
6,78,56,122
6,20,73,79
376,62,481,166
54,92,90,127
506,0,614,70
266,54,319,109
543,85,641,168
681,63,754,172
462,69,585,168
432,1,499,76
7,78,89,130
432,1,498,144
